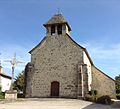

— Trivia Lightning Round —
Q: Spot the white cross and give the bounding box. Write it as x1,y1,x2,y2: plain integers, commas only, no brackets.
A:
5,53,23,90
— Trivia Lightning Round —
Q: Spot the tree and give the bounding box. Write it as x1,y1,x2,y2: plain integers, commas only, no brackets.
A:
0,85,1,92
13,71,24,92
115,75,120,94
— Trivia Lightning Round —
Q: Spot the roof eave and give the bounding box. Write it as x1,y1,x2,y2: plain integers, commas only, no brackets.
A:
66,34,93,65
93,65,115,81
29,36,47,54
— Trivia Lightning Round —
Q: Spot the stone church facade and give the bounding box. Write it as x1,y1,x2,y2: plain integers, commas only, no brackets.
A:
24,14,116,98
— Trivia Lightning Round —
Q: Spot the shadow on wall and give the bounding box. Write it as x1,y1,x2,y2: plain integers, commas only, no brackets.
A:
82,101,120,109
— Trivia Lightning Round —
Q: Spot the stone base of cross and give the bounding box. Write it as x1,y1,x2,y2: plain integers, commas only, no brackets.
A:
5,90,17,100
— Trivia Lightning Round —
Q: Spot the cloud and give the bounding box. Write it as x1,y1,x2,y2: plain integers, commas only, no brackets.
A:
82,43,120,60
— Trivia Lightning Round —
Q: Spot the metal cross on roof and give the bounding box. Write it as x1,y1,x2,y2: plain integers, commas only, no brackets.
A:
57,8,60,14
5,53,23,91
57,8,63,15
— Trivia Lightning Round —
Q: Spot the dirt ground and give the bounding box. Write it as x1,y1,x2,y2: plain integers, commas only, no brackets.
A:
0,98,120,109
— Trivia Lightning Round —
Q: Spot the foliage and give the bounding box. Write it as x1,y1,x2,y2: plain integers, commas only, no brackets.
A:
115,75,120,94
96,95,112,105
13,71,24,92
0,93,5,99
85,89,98,102
17,93,25,98
89,90,98,96
116,93,120,99
84,94,95,102
0,86,4,99
0,85,1,92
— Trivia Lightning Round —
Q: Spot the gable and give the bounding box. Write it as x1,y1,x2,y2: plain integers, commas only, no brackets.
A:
29,34,93,66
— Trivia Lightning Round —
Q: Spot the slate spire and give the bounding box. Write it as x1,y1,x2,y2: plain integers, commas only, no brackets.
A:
43,14,71,31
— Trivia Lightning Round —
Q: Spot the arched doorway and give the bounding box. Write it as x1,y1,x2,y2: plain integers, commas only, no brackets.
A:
51,81,59,97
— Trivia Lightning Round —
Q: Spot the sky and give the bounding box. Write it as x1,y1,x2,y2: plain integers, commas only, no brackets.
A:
0,0,120,79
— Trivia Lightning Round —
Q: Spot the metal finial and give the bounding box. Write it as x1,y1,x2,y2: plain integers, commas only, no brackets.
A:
58,8,60,14
57,8,61,14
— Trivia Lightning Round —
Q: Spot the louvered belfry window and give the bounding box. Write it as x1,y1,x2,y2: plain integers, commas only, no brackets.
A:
57,24,62,35
51,25,55,35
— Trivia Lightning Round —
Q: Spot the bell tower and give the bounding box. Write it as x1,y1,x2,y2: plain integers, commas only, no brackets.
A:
43,14,71,36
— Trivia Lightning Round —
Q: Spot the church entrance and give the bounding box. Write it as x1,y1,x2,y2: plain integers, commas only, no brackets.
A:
51,81,59,97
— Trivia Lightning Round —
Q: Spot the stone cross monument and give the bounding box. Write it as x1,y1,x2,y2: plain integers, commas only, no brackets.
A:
5,53,23,90
5,53,23,99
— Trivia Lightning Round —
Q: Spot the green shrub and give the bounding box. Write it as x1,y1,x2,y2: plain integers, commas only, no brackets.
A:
88,91,92,95
96,95,112,105
94,90,98,95
0,92,5,99
17,93,25,98
84,94,95,102
116,94,120,99
89,90,98,96
0,86,1,92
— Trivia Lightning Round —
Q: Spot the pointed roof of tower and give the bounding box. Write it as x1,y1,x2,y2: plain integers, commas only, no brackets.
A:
43,14,71,31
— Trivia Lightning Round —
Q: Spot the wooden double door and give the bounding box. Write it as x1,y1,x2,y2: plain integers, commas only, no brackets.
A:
51,81,59,97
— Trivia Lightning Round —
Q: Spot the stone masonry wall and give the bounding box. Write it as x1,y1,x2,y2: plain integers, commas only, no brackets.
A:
91,66,116,98
24,63,35,97
30,34,84,98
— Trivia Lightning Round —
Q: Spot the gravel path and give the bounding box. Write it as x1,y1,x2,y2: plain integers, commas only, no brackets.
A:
0,98,119,109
